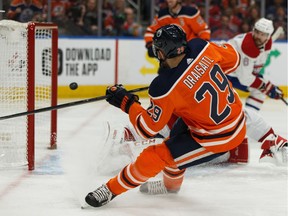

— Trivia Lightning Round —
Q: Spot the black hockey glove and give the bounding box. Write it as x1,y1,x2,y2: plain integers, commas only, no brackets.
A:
106,84,139,113
259,81,283,99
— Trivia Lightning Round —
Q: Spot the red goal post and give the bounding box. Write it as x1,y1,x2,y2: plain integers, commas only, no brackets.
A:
0,20,58,170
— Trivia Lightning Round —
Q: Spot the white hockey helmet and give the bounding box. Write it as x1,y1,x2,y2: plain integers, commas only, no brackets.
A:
254,18,274,36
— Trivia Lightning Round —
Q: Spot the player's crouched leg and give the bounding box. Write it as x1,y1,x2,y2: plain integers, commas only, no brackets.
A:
140,166,185,195
85,143,176,207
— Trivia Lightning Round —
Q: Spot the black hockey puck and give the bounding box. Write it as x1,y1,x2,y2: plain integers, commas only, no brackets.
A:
69,82,78,90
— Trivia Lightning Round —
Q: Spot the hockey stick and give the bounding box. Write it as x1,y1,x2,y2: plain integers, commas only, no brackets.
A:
281,97,288,106
271,27,287,106
0,86,149,121
272,26,284,42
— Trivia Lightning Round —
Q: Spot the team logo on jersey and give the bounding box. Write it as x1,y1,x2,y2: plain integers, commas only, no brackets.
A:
243,57,249,66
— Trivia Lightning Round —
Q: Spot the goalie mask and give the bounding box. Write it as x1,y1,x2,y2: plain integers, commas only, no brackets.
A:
152,24,187,61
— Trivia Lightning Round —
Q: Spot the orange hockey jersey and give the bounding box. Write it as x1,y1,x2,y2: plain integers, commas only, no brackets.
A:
129,39,245,153
144,6,211,47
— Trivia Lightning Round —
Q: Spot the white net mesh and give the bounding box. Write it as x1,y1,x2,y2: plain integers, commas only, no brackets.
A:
0,20,56,168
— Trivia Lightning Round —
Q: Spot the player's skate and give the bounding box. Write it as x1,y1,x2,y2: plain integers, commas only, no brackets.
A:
85,184,116,207
139,180,179,195
259,134,287,165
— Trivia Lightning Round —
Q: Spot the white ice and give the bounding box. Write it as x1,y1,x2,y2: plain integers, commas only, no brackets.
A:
0,98,287,216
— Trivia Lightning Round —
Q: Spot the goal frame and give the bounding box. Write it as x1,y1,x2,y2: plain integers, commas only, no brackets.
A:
27,22,58,170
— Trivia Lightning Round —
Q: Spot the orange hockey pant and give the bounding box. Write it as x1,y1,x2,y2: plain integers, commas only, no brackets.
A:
106,142,185,195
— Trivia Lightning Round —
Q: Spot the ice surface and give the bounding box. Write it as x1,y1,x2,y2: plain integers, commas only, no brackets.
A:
0,98,287,216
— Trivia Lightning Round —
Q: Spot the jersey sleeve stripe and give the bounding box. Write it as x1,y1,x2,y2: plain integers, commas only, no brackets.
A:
144,32,154,38
146,27,153,32
135,115,155,139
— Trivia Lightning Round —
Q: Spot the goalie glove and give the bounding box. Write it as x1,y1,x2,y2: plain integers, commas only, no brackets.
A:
259,81,283,99
106,84,139,113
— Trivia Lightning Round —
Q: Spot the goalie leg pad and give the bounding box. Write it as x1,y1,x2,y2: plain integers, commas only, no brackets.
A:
228,138,249,163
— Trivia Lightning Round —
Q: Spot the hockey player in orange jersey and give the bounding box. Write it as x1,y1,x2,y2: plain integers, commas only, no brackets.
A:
85,24,245,207
145,0,210,58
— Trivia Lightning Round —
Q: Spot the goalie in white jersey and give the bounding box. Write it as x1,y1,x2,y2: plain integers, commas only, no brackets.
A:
226,18,284,111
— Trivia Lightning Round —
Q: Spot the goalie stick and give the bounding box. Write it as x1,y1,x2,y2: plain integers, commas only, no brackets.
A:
0,86,149,121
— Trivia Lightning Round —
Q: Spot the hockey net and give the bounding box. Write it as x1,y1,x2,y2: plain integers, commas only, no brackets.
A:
0,20,58,170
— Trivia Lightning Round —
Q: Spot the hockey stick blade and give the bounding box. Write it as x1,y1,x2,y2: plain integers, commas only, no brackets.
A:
0,86,149,121
281,97,288,106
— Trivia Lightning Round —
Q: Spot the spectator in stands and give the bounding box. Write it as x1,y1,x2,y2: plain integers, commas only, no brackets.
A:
157,0,168,9
208,2,222,32
7,0,43,22
46,0,86,35
211,14,235,40
122,7,143,37
272,6,287,39
246,6,261,29
50,0,70,22
102,0,113,18
239,20,251,33
104,0,126,36
144,0,210,58
77,0,98,35
66,0,82,23
266,0,287,19
226,0,249,19
49,0,82,35
223,7,242,34
266,0,287,40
